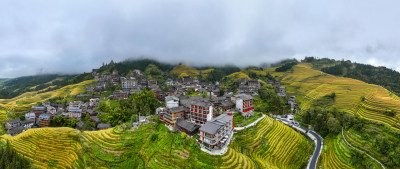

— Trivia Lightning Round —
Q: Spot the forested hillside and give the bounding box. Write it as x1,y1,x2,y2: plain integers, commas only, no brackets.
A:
303,57,400,96
0,73,93,99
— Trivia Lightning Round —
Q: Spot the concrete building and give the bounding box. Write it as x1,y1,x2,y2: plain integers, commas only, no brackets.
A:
235,94,255,118
159,106,187,128
165,96,179,108
199,114,234,150
39,113,51,127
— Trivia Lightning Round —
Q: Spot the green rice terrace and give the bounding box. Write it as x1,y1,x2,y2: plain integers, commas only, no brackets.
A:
268,62,400,169
0,115,313,169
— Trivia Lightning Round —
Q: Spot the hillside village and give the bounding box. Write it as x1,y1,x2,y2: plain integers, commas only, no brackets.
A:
4,60,296,154
2,58,400,169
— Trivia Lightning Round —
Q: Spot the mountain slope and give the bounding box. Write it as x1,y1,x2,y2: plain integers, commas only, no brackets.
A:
170,64,200,77
1,116,312,169
0,80,95,119
268,63,400,131
303,57,400,96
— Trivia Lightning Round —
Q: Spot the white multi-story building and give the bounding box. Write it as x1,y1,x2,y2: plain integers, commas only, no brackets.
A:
235,94,255,118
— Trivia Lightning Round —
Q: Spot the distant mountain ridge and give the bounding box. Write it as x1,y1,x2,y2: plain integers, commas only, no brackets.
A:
0,74,92,99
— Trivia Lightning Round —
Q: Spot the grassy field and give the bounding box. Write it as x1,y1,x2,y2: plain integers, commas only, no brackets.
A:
0,80,95,121
267,63,400,131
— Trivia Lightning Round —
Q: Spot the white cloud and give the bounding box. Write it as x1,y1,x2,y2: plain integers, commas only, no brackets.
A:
1,0,400,77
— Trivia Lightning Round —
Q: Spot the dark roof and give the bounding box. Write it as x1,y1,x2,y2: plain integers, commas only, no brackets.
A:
97,123,112,129
165,96,179,101
221,100,235,107
6,118,21,124
191,100,212,107
91,116,101,123
176,120,200,132
7,126,24,135
167,106,188,113
21,119,34,124
76,121,84,128
199,121,223,135
199,114,232,134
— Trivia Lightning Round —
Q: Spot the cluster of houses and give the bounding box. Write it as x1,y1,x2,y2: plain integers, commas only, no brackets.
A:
238,78,261,95
267,80,297,111
4,94,111,136
89,62,263,102
158,93,254,151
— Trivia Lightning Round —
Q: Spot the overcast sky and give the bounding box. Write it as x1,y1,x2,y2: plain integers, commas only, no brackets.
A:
1,0,400,78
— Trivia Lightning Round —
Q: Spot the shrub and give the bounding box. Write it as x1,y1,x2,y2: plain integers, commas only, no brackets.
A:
150,133,158,142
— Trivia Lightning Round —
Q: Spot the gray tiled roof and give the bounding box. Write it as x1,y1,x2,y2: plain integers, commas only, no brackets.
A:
199,121,222,135
76,121,84,128
6,118,21,124
165,96,179,102
235,94,253,100
199,114,232,134
167,106,188,113
97,123,112,129
221,100,235,107
7,126,24,135
21,119,34,124
176,120,200,132
191,100,212,107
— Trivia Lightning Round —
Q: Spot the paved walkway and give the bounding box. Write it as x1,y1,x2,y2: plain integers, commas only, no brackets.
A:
234,114,266,131
342,128,385,169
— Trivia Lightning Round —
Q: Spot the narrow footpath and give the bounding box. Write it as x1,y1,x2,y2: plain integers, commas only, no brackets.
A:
234,114,266,131
341,128,385,169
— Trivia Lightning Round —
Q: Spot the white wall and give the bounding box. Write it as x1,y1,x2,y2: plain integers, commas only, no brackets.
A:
207,105,213,121
236,99,243,112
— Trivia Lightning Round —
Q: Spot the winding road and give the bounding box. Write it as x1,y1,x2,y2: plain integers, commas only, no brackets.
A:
276,117,323,169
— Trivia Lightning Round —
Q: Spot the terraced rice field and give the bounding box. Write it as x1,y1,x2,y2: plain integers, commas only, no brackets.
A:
1,127,82,169
228,116,313,169
0,109,6,122
354,90,400,131
268,63,400,131
221,147,255,169
320,136,353,169
0,80,95,114
333,134,354,167
81,128,124,154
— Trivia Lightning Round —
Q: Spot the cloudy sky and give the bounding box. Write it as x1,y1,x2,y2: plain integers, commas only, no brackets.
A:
1,0,400,78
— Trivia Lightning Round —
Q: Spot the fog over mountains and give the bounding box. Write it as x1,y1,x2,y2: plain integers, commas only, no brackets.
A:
1,0,400,78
